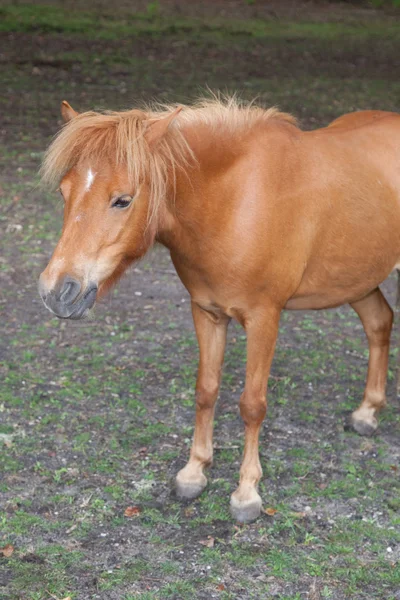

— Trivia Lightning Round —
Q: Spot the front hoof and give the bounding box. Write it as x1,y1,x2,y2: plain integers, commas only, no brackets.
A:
175,470,207,500
351,416,378,437
230,492,262,523
349,409,378,437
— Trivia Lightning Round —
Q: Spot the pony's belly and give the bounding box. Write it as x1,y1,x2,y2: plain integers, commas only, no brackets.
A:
286,260,400,311
285,292,368,310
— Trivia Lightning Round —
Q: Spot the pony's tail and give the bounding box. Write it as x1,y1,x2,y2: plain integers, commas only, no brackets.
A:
396,269,400,395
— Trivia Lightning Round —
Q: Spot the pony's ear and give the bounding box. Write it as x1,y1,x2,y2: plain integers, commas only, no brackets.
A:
144,107,182,148
61,100,79,123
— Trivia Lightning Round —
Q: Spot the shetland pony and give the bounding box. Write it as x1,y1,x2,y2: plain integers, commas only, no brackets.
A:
39,97,400,522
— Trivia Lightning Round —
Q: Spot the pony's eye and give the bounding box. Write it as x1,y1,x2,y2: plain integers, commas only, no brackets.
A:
112,195,133,209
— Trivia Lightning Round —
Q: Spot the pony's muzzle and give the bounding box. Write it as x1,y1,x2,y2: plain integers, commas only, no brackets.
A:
38,274,97,320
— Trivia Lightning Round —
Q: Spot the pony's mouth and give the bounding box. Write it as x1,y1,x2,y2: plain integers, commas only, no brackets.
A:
61,285,98,319
41,283,98,320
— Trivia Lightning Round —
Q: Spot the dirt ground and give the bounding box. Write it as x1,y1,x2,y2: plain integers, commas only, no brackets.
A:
0,2,399,599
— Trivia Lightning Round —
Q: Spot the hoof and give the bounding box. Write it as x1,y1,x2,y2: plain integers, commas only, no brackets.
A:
175,471,207,500
230,492,262,523
351,416,378,437
347,408,378,437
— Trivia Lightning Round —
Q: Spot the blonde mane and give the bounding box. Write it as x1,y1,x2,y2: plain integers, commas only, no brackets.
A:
41,95,296,221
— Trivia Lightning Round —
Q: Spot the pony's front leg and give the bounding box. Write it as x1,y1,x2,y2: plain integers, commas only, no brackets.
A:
176,303,229,500
230,306,280,523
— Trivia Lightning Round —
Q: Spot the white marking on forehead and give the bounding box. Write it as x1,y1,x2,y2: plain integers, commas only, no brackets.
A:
85,168,96,192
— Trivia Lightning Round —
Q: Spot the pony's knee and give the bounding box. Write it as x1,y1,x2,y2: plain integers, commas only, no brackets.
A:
239,390,267,426
195,379,219,410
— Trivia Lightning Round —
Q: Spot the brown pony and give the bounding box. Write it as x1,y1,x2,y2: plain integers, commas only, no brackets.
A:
39,97,400,522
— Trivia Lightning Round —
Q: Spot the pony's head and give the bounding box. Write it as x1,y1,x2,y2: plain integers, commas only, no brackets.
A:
39,101,186,319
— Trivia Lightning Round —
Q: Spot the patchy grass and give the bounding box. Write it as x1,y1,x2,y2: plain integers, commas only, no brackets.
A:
1,3,400,41
1,1,399,599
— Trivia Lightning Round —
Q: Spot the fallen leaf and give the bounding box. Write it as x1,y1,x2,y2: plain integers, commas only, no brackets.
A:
124,506,141,517
292,512,306,519
80,494,93,508
199,536,215,548
0,544,14,557
264,507,278,516
216,583,225,591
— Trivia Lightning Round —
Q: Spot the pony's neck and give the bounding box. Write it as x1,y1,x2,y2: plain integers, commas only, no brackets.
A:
156,119,238,250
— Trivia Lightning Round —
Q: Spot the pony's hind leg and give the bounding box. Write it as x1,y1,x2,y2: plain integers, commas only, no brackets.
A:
350,288,393,436
175,303,229,500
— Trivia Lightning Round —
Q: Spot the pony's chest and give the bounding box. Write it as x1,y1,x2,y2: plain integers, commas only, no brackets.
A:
170,249,248,318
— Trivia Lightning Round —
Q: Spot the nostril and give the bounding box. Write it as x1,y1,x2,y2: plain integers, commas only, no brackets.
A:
58,276,81,305
60,281,73,302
